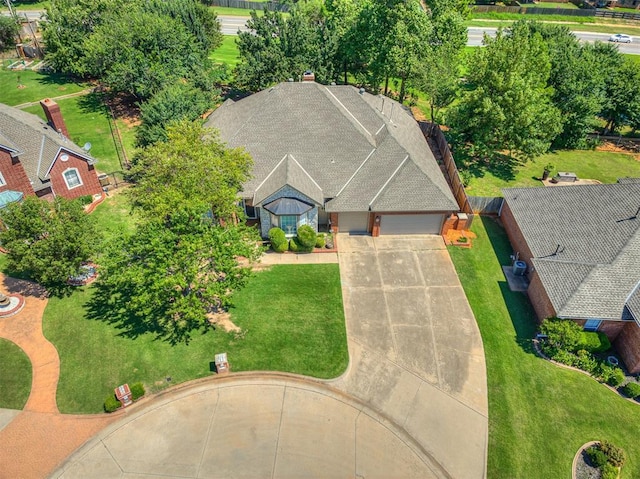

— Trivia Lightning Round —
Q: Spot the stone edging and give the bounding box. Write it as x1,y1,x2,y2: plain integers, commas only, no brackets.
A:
572,441,599,479
532,339,639,404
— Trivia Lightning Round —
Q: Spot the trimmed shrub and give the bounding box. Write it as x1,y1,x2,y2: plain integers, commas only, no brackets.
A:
296,225,316,252
579,331,611,353
550,349,576,367
104,395,121,413
315,234,326,249
78,195,94,206
622,382,640,399
288,237,300,252
131,382,145,401
587,446,608,468
268,228,288,253
607,367,626,387
601,462,618,479
575,349,598,375
601,440,626,467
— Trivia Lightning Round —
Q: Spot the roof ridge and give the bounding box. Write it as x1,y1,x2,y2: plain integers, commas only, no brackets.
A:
369,155,409,208
253,154,288,201
334,148,376,199
288,154,322,193
227,87,280,144
322,86,374,143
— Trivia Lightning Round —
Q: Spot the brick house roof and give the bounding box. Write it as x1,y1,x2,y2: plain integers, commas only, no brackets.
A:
0,102,95,193
205,82,457,213
502,184,640,321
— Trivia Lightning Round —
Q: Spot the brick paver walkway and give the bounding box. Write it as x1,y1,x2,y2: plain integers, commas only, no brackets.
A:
0,273,116,479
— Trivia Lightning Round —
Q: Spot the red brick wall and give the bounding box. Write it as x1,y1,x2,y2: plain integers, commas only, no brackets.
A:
48,151,102,200
500,202,534,267
329,213,339,233
527,271,556,322
615,322,640,374
0,148,35,197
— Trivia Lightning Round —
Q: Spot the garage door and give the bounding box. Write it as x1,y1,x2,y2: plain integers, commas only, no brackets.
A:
339,212,369,234
379,214,443,235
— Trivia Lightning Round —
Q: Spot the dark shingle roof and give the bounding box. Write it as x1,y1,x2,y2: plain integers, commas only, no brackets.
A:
503,184,640,320
0,102,95,192
206,82,457,213
254,154,323,205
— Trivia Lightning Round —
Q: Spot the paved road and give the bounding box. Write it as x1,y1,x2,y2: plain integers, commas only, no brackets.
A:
50,235,488,479
4,10,639,54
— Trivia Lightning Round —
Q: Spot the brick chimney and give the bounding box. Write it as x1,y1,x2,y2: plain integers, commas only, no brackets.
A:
40,98,69,137
302,71,315,82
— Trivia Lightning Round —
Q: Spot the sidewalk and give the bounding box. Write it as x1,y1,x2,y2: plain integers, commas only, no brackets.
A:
259,251,338,264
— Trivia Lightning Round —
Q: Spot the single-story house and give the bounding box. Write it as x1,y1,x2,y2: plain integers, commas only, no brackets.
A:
0,99,102,205
205,81,459,237
500,183,640,372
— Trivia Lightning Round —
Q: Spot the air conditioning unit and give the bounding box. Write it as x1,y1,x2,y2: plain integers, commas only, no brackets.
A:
512,260,527,276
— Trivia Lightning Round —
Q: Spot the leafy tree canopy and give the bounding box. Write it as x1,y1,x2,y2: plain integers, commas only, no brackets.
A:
0,15,20,52
451,27,562,161
130,120,253,224
0,196,99,293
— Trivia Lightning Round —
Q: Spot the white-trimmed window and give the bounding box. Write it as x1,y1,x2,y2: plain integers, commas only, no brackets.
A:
0,171,6,187
63,168,83,190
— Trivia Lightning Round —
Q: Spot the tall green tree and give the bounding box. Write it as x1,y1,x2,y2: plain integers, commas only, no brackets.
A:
451,28,562,160
0,196,99,290
600,55,640,134
94,210,262,344
0,15,20,52
325,0,367,84
130,120,253,223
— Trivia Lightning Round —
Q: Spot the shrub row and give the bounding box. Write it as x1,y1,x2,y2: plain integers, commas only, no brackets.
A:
268,227,332,253
104,382,146,413
539,319,624,387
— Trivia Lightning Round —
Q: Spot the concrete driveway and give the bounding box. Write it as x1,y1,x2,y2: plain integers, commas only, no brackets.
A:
51,235,487,479
332,235,487,479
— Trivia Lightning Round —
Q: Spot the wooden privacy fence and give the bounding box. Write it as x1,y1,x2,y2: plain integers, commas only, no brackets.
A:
473,5,640,20
419,122,475,226
208,0,289,11
595,9,640,20
468,196,504,215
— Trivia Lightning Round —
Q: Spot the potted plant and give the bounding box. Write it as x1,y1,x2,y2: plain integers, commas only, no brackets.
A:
542,163,554,181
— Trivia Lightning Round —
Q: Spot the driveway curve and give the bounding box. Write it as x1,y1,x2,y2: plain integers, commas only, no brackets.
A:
51,235,488,479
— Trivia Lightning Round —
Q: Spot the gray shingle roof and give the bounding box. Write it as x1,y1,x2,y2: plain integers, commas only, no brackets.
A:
503,184,640,320
624,283,640,323
0,102,95,192
205,82,457,213
254,154,323,205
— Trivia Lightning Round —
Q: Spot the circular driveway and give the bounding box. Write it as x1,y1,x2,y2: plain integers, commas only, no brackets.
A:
51,375,449,479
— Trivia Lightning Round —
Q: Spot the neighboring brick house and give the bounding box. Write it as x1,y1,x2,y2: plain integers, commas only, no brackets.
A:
500,183,640,372
0,99,102,206
205,81,459,238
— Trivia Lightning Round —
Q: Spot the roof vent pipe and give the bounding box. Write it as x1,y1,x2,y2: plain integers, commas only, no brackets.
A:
359,88,365,95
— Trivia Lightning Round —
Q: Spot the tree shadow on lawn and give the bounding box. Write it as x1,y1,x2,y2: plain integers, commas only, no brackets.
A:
482,216,538,355
457,149,523,183
76,92,108,115
34,71,85,89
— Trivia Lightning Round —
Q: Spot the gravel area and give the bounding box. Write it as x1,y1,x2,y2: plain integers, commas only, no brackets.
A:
575,449,601,479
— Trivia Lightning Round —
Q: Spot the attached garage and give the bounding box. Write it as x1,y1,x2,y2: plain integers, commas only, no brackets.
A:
379,214,444,235
338,212,370,234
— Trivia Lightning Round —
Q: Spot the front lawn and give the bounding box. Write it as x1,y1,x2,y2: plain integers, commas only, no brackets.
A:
463,149,640,197
449,217,640,478
210,35,241,68
0,67,87,106
0,338,32,409
43,264,348,413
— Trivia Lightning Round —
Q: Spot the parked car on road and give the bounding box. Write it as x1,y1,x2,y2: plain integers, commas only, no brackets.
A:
609,34,633,43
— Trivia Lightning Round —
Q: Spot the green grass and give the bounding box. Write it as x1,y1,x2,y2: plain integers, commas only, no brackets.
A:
0,338,32,409
211,6,257,17
43,263,348,413
521,2,579,8
449,217,640,479
2,0,49,11
0,67,87,106
22,93,123,174
624,53,640,65
90,191,137,247
463,149,640,197
467,16,640,35
210,35,241,68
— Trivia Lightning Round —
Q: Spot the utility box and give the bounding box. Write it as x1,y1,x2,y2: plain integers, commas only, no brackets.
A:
115,384,133,407
512,261,527,276
215,352,230,375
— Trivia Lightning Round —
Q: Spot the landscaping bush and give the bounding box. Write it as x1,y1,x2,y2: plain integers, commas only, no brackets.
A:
601,440,626,467
607,367,626,387
622,382,640,399
540,318,582,353
104,394,121,413
579,331,611,353
315,233,325,249
78,195,94,206
131,382,145,401
587,446,608,468
268,227,288,253
550,349,576,367
575,349,598,375
601,462,618,479
296,225,316,252
288,237,300,252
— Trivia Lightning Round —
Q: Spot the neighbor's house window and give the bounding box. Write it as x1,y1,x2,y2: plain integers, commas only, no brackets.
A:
279,215,298,235
63,168,82,190
583,319,602,332
0,171,6,187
